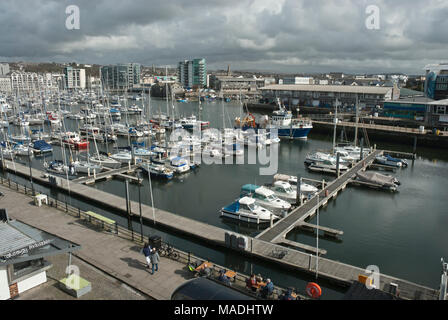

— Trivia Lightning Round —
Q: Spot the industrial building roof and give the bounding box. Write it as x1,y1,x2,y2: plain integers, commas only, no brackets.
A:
0,219,81,266
0,221,36,256
428,99,448,106
260,84,392,94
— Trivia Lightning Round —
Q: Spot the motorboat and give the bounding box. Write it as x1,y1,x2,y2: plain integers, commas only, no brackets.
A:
30,140,53,155
307,159,349,174
266,181,298,204
240,184,291,216
221,197,280,224
44,160,77,178
375,154,408,168
273,174,319,196
167,156,190,174
140,162,174,180
355,171,400,191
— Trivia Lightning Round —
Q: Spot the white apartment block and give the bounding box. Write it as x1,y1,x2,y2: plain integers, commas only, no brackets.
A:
0,77,11,93
64,67,86,89
0,64,10,76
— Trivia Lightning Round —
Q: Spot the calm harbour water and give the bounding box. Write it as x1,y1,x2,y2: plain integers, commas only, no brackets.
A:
3,97,448,299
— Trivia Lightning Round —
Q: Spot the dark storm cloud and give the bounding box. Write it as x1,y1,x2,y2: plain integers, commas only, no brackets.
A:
0,0,446,73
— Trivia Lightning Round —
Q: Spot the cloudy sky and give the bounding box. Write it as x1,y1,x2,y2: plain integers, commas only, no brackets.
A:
0,0,447,74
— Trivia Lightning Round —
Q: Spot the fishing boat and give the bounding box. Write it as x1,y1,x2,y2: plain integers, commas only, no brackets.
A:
240,184,291,216
30,140,53,155
140,162,174,180
221,197,279,224
242,98,312,139
61,132,90,149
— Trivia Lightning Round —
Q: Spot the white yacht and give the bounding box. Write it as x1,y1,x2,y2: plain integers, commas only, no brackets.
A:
240,184,291,216
221,197,280,224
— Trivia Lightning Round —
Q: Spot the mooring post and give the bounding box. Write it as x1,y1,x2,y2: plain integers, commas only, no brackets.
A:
336,152,340,178
413,135,417,160
296,175,301,205
270,213,273,228
322,179,325,190
360,137,364,160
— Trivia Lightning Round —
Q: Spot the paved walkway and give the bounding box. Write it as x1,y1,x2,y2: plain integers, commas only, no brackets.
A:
0,184,194,300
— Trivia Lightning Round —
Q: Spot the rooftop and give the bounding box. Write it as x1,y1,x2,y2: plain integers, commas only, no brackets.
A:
260,84,392,94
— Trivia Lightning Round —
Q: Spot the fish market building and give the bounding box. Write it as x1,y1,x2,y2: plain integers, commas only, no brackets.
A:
259,84,394,109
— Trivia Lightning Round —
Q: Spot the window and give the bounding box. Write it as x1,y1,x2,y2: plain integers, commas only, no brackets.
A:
436,106,446,115
11,259,44,280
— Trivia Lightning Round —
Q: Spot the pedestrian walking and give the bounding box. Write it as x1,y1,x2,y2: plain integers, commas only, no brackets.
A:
150,248,160,274
141,243,152,269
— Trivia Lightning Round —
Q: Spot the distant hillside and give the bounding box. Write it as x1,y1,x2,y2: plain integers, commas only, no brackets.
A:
7,62,100,77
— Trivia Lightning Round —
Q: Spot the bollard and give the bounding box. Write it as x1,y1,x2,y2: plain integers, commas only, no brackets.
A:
88,167,90,177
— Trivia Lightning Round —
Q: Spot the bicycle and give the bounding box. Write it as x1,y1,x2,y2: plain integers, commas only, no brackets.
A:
159,242,179,260
270,248,288,259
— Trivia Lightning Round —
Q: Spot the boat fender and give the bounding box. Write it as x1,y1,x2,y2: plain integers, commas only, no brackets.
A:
306,282,322,299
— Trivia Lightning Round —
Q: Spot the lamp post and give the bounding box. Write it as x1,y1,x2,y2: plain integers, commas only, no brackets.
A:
137,169,143,242
28,146,35,196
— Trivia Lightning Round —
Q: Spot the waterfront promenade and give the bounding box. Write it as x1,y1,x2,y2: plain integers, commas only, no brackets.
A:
0,184,194,300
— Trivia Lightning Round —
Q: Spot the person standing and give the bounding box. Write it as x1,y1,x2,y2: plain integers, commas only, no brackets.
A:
150,248,160,274
142,243,152,269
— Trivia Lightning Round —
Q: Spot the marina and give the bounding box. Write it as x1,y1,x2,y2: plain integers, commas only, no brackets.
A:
0,140,442,299
0,94,447,301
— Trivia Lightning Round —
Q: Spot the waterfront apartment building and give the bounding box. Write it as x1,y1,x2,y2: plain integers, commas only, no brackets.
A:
425,63,448,100
260,84,394,109
100,63,141,91
0,77,11,93
10,72,62,93
177,58,207,89
63,67,86,90
0,64,9,76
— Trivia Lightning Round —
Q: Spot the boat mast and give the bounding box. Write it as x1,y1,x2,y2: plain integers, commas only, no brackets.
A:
333,97,338,150
354,93,359,147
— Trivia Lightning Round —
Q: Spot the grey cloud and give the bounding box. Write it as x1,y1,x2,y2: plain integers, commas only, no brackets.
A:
0,0,446,74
